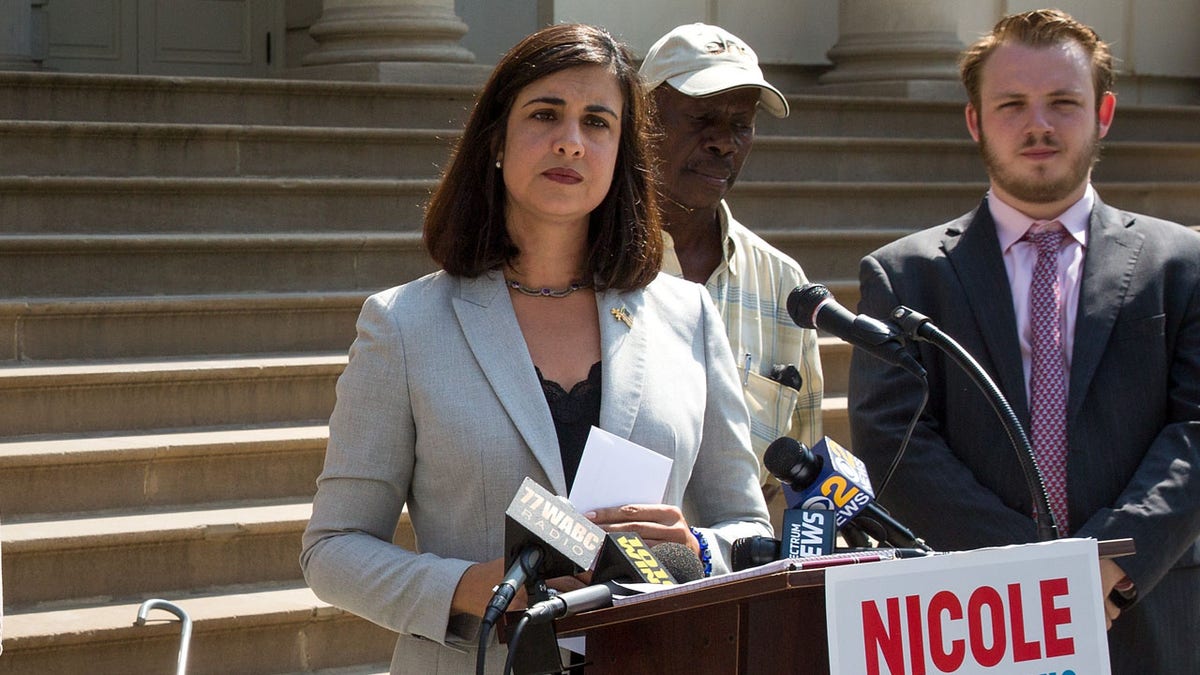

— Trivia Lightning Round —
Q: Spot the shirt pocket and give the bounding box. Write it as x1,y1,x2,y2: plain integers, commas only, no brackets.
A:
739,367,800,484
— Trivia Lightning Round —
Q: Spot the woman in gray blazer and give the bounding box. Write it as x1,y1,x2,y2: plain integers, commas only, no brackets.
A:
300,23,771,673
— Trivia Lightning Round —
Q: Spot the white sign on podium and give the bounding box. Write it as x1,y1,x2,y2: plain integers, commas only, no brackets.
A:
826,538,1110,675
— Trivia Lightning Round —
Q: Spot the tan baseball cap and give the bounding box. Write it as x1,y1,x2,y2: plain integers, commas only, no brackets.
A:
640,23,789,118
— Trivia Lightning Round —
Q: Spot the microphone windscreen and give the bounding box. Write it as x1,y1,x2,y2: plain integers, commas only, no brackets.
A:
787,283,829,329
651,542,705,583
763,436,804,480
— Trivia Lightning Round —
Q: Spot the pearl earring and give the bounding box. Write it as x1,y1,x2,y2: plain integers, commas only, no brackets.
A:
495,159,501,169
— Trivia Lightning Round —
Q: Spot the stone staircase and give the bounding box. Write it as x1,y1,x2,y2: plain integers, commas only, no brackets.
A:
1,70,1197,674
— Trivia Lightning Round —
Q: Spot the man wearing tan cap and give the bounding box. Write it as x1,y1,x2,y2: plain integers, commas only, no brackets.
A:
641,24,823,528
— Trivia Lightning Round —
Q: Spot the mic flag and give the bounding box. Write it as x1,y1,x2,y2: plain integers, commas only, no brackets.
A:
522,542,706,624
780,507,836,558
593,531,677,586
766,437,931,551
503,476,605,578
768,437,873,526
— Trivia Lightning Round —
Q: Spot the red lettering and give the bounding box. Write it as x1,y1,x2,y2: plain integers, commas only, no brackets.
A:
967,586,1006,667
1040,577,1075,657
905,595,926,675
862,597,905,675
1008,582,1042,662
928,590,965,672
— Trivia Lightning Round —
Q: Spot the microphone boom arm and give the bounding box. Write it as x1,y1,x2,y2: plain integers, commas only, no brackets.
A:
890,305,1059,542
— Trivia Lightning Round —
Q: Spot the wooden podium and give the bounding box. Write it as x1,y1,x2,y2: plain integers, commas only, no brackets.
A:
552,540,1135,675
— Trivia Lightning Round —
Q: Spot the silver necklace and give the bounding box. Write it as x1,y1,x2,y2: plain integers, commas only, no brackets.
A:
505,278,591,298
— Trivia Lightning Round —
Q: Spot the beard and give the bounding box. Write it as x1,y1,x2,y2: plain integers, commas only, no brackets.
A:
978,126,1101,205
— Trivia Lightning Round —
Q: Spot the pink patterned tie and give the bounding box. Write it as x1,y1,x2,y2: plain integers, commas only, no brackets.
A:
1026,221,1069,533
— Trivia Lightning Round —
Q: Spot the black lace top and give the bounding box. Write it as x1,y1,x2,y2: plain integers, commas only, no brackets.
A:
536,361,602,491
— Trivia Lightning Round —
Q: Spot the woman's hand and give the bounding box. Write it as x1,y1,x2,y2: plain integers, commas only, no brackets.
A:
451,558,520,617
451,558,593,617
585,504,700,558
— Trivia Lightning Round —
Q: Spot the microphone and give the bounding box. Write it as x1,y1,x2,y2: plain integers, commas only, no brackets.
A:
481,478,607,629
522,542,704,624
787,283,925,378
731,535,779,571
764,437,931,552
650,541,706,583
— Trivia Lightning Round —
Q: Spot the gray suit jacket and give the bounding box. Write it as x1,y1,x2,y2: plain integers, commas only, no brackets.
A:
848,196,1200,672
301,269,770,674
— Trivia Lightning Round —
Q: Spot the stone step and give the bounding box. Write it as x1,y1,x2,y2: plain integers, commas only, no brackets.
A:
1,584,396,675
3,71,1195,144
4,119,1193,184
0,354,343,436
763,227,912,283
0,282,861,366
0,176,435,233
765,96,1200,143
744,137,1200,183
1,230,872,301
5,178,1194,239
0,120,456,179
294,665,390,675
818,337,852,397
0,70,476,129
0,424,327,517
2,500,312,608
0,292,367,362
2,233,436,298
730,181,1200,232
823,395,850,447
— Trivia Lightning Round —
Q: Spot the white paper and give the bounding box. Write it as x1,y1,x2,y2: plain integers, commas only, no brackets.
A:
560,427,673,657
568,426,672,511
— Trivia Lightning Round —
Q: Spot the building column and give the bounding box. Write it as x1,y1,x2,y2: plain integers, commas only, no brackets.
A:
818,0,964,99
295,0,488,85
0,0,38,71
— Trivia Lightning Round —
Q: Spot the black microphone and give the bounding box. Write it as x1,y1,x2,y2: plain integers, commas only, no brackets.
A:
481,478,607,629
522,542,704,624
787,283,925,378
731,535,780,571
764,437,931,552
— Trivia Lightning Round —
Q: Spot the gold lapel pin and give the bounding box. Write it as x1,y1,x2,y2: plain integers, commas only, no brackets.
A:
610,306,633,328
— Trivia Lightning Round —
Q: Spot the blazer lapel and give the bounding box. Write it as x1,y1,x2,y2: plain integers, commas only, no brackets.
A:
453,271,567,494
596,286,647,441
944,203,1031,420
1068,200,1143,424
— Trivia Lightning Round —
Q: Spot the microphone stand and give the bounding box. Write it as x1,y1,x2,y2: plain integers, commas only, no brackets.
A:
890,305,1059,542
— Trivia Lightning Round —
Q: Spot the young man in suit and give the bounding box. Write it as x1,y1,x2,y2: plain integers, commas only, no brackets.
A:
640,24,824,529
848,9,1200,673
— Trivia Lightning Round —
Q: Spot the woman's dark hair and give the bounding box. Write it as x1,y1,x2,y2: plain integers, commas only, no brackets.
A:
423,23,662,290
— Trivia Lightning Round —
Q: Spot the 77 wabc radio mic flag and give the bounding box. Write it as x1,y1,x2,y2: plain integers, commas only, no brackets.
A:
824,538,1111,675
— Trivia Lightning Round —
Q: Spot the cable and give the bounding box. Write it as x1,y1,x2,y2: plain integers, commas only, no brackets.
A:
874,375,930,500
502,614,533,675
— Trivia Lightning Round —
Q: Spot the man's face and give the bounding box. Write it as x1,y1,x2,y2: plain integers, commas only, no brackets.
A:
966,40,1115,217
652,85,760,212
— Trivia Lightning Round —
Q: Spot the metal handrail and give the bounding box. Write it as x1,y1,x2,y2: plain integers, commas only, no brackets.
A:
134,598,192,675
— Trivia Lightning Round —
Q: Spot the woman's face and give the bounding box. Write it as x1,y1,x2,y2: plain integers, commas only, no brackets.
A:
499,64,624,232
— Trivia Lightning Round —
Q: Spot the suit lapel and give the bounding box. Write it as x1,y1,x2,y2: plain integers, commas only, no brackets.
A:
945,204,1031,420
453,271,567,494
1068,201,1143,424
596,286,647,441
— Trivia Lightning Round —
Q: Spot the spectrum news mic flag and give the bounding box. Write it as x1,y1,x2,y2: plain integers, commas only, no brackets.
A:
769,437,930,552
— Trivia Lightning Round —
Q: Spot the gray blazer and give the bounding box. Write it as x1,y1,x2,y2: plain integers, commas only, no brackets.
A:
301,269,770,674
848,197,1200,673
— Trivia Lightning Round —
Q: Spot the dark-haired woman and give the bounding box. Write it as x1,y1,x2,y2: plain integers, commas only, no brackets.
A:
300,23,769,673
